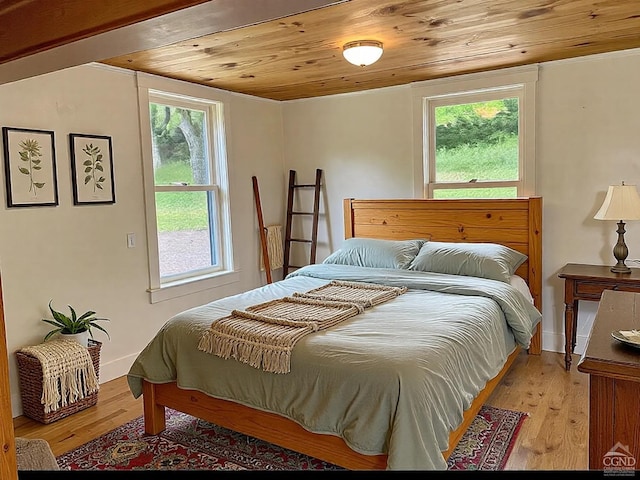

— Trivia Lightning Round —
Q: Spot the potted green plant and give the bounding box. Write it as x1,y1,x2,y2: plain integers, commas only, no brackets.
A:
42,300,110,347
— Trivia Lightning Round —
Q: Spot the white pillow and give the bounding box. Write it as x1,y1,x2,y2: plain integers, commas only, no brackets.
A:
510,275,534,304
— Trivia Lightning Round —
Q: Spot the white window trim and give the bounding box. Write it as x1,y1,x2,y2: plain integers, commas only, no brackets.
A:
411,65,538,198
136,73,237,303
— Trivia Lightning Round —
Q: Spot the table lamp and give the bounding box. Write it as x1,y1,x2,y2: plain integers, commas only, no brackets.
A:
594,182,640,273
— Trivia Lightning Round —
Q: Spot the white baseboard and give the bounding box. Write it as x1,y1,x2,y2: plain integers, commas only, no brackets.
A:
11,392,22,418
99,352,139,383
542,331,588,356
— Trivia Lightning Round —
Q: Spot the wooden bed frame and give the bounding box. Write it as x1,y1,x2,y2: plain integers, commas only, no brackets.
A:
142,197,542,470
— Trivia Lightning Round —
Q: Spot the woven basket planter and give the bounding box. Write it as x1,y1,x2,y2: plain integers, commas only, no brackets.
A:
16,339,101,424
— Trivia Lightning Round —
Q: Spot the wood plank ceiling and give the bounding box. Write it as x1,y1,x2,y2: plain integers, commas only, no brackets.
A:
102,0,640,101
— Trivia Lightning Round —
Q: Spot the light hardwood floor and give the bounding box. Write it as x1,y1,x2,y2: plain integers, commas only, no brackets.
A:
13,350,588,470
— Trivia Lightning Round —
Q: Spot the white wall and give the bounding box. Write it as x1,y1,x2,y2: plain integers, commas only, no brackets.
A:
537,49,640,353
0,64,285,416
283,47,640,356
282,86,414,262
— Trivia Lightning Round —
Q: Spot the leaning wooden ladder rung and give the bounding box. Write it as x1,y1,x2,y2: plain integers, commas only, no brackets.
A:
283,169,322,274
252,175,273,284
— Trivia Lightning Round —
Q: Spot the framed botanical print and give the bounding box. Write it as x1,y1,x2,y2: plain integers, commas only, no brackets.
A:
69,133,115,205
2,127,59,207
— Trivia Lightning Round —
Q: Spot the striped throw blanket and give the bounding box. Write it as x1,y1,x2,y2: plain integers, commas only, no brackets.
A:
18,339,99,413
198,280,406,374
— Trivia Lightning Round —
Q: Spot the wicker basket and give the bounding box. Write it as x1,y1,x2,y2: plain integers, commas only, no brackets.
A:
16,339,101,424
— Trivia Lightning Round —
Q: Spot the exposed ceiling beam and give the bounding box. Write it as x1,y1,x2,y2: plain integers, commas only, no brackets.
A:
0,0,344,85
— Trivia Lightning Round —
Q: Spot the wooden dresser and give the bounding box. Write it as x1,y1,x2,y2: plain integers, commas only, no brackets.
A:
577,289,640,470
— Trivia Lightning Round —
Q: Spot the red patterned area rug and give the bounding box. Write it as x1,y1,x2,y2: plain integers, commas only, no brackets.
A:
447,405,528,470
55,405,526,471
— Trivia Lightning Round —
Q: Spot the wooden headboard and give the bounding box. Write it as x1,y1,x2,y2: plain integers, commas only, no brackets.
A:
343,197,542,354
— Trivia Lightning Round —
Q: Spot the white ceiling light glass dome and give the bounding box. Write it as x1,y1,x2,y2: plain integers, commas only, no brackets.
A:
342,40,383,67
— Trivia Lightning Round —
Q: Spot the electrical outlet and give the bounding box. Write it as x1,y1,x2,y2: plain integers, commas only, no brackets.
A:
127,233,136,248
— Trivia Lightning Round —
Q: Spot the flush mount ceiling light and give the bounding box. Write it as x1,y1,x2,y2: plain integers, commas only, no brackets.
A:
342,40,383,67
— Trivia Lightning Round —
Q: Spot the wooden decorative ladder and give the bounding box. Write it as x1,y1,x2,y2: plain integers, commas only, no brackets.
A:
251,175,273,284
283,169,322,274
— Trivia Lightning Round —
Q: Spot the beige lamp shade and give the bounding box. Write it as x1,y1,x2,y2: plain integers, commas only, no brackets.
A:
594,183,640,221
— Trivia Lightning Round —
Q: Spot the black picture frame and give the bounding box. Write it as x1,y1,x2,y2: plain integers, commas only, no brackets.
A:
2,127,59,208
69,133,115,205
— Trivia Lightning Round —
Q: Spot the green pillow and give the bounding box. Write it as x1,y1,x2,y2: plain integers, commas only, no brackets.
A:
408,241,527,283
322,238,425,270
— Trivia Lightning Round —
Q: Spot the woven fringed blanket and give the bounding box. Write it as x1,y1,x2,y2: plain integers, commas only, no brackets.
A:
198,280,406,374
294,280,407,307
18,339,99,413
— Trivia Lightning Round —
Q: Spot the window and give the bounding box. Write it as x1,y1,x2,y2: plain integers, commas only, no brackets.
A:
137,75,234,302
413,66,537,199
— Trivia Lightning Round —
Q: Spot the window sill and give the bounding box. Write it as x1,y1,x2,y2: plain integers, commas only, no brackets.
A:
148,270,240,303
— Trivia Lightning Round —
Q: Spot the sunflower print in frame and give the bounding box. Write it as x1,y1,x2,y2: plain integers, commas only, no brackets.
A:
18,138,46,196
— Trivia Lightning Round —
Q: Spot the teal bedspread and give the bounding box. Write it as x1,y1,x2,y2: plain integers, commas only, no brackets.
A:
127,264,541,470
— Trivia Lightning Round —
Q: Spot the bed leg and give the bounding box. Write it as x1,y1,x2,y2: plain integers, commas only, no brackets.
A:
142,380,166,434
528,323,542,355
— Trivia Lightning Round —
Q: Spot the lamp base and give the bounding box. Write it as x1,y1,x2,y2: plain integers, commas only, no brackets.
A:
611,220,632,274
610,264,632,274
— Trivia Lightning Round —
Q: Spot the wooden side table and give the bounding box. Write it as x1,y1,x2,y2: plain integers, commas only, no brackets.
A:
577,289,640,470
558,263,640,371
